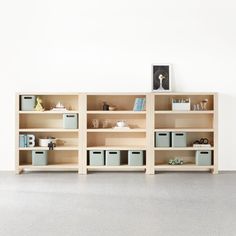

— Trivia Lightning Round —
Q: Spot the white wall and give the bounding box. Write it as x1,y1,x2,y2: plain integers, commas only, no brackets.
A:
0,0,235,170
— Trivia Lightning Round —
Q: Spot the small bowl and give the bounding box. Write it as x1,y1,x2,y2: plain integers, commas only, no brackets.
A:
109,106,116,111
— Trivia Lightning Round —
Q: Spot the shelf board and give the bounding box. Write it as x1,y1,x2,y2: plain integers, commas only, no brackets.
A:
155,110,214,114
17,92,80,96
19,110,79,114
19,163,78,171
19,146,79,151
155,164,214,171
19,128,79,132
154,92,216,96
154,147,214,151
87,146,146,150
87,165,146,171
87,128,146,133
154,128,214,132
87,110,146,114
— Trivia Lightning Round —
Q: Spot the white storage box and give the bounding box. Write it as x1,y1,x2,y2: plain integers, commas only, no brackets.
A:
172,98,191,111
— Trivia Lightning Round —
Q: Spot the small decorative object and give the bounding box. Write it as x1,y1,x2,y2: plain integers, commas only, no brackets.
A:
102,120,109,128
172,98,190,111
48,141,56,150
113,120,130,130
133,98,146,111
92,119,99,128
39,137,57,147
116,120,127,128
19,134,35,147
35,97,44,111
109,106,116,111
200,99,208,110
152,64,171,92
102,102,109,111
51,102,67,111
168,158,184,165
193,138,211,147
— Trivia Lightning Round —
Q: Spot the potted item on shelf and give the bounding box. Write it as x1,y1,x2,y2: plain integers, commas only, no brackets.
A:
172,98,191,111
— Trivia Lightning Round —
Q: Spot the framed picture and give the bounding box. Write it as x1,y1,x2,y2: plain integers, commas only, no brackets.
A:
152,64,171,92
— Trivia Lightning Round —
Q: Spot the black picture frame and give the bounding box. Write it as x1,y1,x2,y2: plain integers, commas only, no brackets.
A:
152,64,171,92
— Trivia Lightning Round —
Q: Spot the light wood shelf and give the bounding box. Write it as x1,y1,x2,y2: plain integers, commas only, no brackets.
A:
16,92,218,175
155,110,214,114
19,128,79,132
16,93,80,174
153,93,217,174
19,146,79,151
87,165,146,171
154,147,214,151
154,164,214,171
87,111,146,114
19,110,79,114
154,128,214,132
87,146,146,150
19,163,78,172
87,128,146,133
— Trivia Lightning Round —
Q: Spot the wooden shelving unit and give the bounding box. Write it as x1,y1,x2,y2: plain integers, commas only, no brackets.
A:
152,92,218,174
16,92,218,174
85,93,149,174
16,93,81,174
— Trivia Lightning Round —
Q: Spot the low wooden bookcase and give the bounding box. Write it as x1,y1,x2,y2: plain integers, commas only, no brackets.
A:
16,92,218,174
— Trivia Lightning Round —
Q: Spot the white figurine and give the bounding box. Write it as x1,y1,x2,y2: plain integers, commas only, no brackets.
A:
158,74,165,90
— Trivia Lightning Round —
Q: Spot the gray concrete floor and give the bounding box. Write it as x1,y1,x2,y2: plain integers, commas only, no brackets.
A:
0,172,236,236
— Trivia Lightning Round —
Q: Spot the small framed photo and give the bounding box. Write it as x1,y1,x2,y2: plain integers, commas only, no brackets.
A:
152,64,171,92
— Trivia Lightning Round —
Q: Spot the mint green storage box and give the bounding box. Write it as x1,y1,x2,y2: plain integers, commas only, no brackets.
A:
105,150,120,166
21,95,36,111
32,150,48,166
155,132,170,147
63,114,78,129
195,150,212,166
128,150,143,166
89,150,104,166
171,132,187,147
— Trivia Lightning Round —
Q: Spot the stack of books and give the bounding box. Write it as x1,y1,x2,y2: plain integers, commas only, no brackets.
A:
133,98,146,111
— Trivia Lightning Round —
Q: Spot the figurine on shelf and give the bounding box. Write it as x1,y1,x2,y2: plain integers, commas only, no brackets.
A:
35,97,44,111
168,158,184,165
48,141,56,150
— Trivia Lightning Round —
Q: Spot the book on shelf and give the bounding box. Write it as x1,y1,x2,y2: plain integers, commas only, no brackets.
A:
133,98,146,111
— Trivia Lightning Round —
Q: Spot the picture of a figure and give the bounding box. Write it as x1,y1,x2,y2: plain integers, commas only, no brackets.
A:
153,65,171,91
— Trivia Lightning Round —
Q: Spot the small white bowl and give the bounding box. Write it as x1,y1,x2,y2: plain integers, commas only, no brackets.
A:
109,106,116,111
